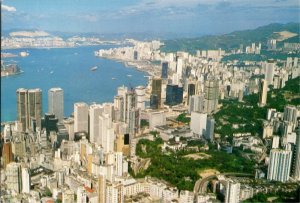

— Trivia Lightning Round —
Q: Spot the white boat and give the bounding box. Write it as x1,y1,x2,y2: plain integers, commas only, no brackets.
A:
127,74,132,77
19,51,29,57
112,77,116,80
90,66,98,71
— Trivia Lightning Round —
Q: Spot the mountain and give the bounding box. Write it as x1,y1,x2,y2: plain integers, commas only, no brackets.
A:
160,22,300,53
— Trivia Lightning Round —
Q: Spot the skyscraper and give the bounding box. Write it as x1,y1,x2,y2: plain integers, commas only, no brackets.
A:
22,167,31,193
6,162,22,193
98,175,106,203
205,117,215,142
258,79,267,106
2,142,13,168
204,78,219,114
265,59,275,86
74,102,89,133
135,86,146,110
190,112,207,136
48,87,64,121
267,149,292,182
161,62,168,79
89,104,103,143
187,83,196,105
17,88,42,132
283,105,298,128
165,84,183,106
151,78,162,109
293,129,300,180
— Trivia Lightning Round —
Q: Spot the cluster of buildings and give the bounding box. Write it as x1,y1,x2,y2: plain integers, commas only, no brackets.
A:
1,37,300,202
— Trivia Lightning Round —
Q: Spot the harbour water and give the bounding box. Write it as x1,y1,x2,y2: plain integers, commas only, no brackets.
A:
1,45,148,122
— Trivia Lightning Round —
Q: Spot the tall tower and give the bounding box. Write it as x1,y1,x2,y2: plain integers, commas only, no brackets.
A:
258,79,267,106
151,78,162,109
98,175,106,203
161,62,168,79
74,102,89,133
17,88,28,131
204,78,219,114
89,104,103,144
27,88,42,130
267,149,292,182
293,128,300,180
6,162,22,193
48,87,64,121
225,180,240,203
265,59,275,86
17,88,42,131
22,167,31,193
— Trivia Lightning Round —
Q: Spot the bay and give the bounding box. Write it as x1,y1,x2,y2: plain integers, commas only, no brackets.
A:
1,45,148,122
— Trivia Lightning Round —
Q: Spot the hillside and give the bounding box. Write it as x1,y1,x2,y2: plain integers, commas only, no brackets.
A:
160,22,299,53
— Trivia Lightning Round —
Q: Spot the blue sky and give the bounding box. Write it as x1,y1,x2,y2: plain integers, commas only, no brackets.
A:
1,0,299,37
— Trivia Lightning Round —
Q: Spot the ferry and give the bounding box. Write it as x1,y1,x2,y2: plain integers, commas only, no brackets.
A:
90,66,98,71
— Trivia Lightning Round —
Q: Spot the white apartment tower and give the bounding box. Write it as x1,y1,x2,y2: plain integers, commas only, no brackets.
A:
74,102,89,133
267,149,292,182
48,87,64,121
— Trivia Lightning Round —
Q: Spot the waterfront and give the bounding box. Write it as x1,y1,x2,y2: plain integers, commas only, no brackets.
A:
1,45,148,122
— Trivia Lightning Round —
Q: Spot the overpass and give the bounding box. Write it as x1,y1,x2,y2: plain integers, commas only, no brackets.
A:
194,173,254,194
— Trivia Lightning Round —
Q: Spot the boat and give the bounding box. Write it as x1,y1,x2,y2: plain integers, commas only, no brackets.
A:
90,66,98,71
50,71,54,74
112,77,116,80
127,74,132,77
19,51,29,57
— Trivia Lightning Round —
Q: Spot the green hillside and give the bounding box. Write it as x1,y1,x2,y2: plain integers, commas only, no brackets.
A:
161,23,299,54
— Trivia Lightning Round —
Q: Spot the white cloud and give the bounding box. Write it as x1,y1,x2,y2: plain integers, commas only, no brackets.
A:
2,4,16,12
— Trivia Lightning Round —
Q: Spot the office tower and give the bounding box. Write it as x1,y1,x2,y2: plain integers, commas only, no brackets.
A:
22,167,30,193
283,105,298,127
17,88,42,131
161,62,168,79
189,95,204,113
99,113,115,152
150,94,159,109
293,129,300,180
267,149,292,182
48,87,64,121
63,117,74,141
115,152,123,177
6,162,22,193
98,175,106,203
124,91,136,124
206,117,215,142
135,86,145,110
129,108,140,136
2,142,13,168
114,95,124,122
151,78,162,109
133,50,138,60
176,57,183,78
165,84,183,106
204,78,219,114
225,180,240,203
265,59,275,85
187,83,196,104
43,113,58,137
89,104,103,143
190,112,207,136
258,79,267,106
74,102,89,133
17,88,28,131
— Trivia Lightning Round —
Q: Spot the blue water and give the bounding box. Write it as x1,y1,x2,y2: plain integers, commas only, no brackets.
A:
1,46,148,122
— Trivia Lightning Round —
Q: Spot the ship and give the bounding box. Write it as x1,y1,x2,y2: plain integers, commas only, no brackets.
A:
127,74,132,77
90,66,98,71
112,77,116,80
19,51,29,57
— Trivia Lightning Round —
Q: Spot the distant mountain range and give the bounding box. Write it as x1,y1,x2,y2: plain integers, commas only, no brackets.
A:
160,22,300,53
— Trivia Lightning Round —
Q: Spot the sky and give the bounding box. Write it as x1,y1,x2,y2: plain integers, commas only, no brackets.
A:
1,0,300,38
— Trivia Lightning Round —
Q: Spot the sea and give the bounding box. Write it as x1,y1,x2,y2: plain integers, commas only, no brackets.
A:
1,45,148,122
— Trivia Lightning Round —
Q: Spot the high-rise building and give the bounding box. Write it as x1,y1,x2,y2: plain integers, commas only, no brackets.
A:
190,112,207,136
74,102,89,133
2,142,13,168
283,105,298,128
124,91,136,124
151,78,162,109
176,57,183,79
77,186,87,203
187,83,196,105
205,117,215,142
89,104,103,143
6,162,22,193
267,149,292,182
189,95,204,113
225,180,240,203
17,88,42,131
165,84,183,106
99,113,115,152
22,167,31,193
293,129,300,180
128,108,140,136
135,86,146,110
204,78,219,114
265,59,275,86
161,62,168,79
98,175,106,203
150,94,159,109
258,79,267,106
48,87,64,121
